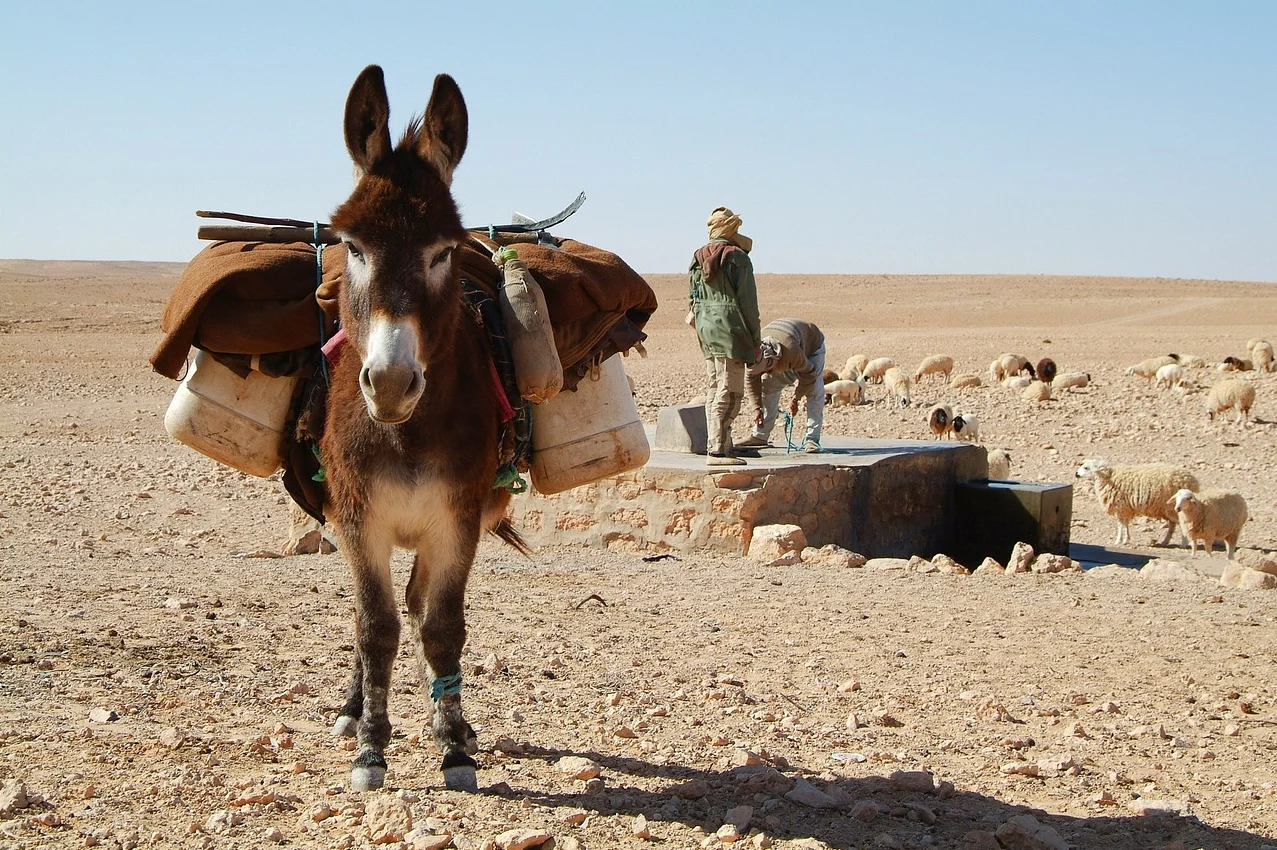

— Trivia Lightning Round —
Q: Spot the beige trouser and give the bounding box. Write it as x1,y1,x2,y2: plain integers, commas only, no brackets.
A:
705,357,745,455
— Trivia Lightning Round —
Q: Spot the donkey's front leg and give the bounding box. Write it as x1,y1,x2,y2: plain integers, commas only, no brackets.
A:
331,652,363,738
406,526,479,791
341,528,401,791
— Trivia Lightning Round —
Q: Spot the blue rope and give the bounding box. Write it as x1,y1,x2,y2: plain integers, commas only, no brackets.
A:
430,671,463,701
493,463,528,494
313,223,330,387
780,411,802,453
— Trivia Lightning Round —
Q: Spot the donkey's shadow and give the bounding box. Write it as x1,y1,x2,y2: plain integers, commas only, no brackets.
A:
465,742,1269,849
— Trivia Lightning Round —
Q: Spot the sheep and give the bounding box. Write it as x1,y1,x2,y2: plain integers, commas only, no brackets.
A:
1173,488,1248,559
824,378,865,407
926,403,953,439
1074,458,1200,547
882,366,912,408
1206,378,1256,425
1003,374,1033,391
1053,371,1091,391
842,354,869,381
821,367,841,385
988,359,1006,383
949,373,983,391
1246,338,1263,352
1155,362,1185,390
1035,357,1057,386
914,355,954,384
1252,340,1274,373
1178,354,1207,369
1218,356,1253,372
1126,355,1178,381
1022,380,1051,403
998,353,1031,377
863,357,896,383
952,411,980,443
986,448,1011,479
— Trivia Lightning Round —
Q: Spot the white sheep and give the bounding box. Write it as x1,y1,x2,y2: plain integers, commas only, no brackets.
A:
1178,354,1207,369
1126,355,1178,381
1173,488,1248,559
1155,363,1185,390
988,359,1005,383
926,403,953,439
1206,378,1255,425
1053,371,1091,391
1002,374,1032,391
1075,458,1200,547
953,411,980,443
949,373,983,391
841,354,869,381
914,355,954,384
1022,380,1051,403
863,357,896,383
824,378,865,407
998,353,1031,378
1252,340,1274,373
882,366,912,408
986,448,1011,479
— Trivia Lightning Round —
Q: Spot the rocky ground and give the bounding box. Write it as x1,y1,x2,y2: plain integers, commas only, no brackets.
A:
1,260,1276,850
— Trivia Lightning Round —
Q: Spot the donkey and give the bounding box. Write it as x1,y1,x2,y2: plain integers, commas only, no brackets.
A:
322,65,523,792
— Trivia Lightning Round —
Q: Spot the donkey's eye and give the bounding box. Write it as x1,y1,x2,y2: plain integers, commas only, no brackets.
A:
345,240,363,261
429,247,454,268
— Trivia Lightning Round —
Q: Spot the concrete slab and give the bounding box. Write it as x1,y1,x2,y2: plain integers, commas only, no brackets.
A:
507,435,1008,560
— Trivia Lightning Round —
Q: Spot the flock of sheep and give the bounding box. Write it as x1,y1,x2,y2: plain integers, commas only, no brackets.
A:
818,337,1274,559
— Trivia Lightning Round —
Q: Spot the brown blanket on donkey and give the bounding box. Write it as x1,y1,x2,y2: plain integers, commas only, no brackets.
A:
150,236,657,389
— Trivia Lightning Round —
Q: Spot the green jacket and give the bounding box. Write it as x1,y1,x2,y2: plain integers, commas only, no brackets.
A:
688,240,761,363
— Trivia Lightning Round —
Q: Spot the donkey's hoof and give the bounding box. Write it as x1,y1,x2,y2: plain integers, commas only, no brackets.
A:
350,750,387,792
442,764,478,792
331,714,359,738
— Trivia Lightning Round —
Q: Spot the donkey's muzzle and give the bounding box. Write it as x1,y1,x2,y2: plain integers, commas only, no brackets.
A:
360,362,425,424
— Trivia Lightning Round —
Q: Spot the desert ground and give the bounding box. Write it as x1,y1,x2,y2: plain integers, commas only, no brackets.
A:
1,259,1276,850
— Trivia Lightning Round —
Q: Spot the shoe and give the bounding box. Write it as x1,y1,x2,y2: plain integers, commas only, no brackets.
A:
735,435,770,448
707,454,747,467
729,447,761,458
802,441,821,454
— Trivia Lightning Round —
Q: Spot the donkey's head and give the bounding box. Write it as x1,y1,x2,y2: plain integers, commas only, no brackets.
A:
331,65,469,424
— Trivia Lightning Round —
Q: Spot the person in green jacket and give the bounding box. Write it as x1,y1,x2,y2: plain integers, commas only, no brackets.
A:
687,207,762,466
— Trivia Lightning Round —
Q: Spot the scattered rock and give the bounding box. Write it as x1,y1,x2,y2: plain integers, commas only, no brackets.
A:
631,813,651,839
0,780,28,814
669,778,710,799
930,553,970,575
800,544,867,569
88,708,118,723
1140,559,1207,582
994,814,1068,850
405,828,455,850
973,557,1005,576
203,810,244,835
850,800,881,822
1031,553,1080,573
784,778,840,808
724,805,753,831
364,794,413,844
495,828,553,849
887,770,935,793
1239,569,1277,590
1007,542,1035,573
907,555,937,573
159,727,186,749
865,558,911,571
748,524,808,562
1127,798,1186,816
961,830,1002,850
555,756,600,780
975,698,1017,723
1000,761,1039,776
716,823,743,843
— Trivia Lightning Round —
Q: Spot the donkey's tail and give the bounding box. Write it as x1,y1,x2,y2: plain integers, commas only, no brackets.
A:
490,518,533,557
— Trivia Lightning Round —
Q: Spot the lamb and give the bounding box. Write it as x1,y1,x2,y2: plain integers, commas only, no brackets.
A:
1002,374,1033,390
1155,362,1185,390
1218,356,1253,372
1053,371,1091,391
988,359,1005,383
1126,355,1178,381
1178,354,1207,369
1173,488,1248,559
1035,357,1057,386
1022,380,1051,403
1251,340,1274,373
949,373,983,390
914,355,954,384
926,403,953,439
863,357,896,383
842,354,869,381
986,448,1011,479
1074,458,1200,546
1206,378,1255,425
824,378,865,407
952,411,980,443
882,366,912,408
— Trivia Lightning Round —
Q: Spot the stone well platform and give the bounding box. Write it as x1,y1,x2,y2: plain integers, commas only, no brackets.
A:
507,436,994,558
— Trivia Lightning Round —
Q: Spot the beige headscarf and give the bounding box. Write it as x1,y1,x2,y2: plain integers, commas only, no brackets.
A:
706,206,753,253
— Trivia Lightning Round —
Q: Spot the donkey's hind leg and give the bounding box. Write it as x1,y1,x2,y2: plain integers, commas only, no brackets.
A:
338,526,400,791
406,527,480,791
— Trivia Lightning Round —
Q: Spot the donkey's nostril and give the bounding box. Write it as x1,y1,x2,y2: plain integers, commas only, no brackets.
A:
405,370,424,399
359,367,376,397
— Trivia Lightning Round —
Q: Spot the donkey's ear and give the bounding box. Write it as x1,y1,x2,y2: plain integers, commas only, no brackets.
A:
417,74,468,186
344,65,393,175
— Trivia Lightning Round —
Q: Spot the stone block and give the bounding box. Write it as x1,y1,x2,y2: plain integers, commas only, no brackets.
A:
749,524,808,561
952,480,1072,566
654,404,708,454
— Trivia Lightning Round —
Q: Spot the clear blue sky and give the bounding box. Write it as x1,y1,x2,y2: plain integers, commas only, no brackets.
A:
2,2,1274,280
